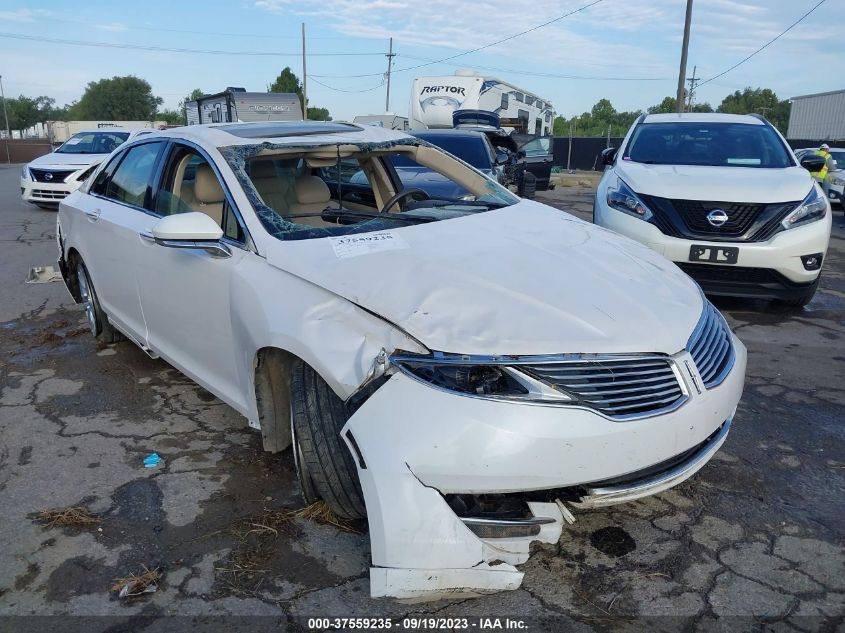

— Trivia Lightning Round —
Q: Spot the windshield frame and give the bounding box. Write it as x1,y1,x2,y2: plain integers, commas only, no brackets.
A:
622,121,796,169
56,131,130,155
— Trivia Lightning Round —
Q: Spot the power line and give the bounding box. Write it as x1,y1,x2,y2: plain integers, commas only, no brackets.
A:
399,55,670,81
0,31,386,57
310,77,386,93
698,0,827,87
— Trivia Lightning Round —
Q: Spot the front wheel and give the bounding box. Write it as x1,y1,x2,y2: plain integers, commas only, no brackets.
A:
76,260,122,343
289,360,367,519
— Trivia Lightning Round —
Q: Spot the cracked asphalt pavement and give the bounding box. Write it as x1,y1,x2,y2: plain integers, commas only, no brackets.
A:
1,165,843,631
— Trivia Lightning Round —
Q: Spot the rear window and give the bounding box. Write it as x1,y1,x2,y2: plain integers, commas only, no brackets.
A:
624,122,793,168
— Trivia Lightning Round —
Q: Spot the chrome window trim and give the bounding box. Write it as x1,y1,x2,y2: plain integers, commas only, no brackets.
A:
389,351,690,422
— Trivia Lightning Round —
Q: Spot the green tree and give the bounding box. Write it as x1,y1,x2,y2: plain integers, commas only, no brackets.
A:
717,87,790,133
4,95,66,132
648,96,714,115
269,67,304,106
157,109,185,125
68,76,162,120
306,106,331,121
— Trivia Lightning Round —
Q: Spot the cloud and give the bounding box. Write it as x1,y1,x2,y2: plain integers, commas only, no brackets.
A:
94,22,129,32
0,8,43,22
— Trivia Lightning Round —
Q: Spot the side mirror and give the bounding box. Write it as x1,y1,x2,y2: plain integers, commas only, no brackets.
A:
149,212,230,258
601,147,618,166
495,151,509,165
800,154,826,173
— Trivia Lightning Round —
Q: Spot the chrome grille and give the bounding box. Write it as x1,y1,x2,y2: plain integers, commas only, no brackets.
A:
687,302,735,388
30,168,76,183
520,356,686,420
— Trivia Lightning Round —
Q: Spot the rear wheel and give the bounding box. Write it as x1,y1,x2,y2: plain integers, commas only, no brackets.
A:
289,360,366,519
519,171,537,199
76,259,122,343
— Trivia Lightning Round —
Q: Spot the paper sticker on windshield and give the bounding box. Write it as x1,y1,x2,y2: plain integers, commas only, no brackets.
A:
329,231,408,259
65,137,82,145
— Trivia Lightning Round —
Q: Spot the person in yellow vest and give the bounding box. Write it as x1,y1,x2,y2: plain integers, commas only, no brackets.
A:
812,143,832,183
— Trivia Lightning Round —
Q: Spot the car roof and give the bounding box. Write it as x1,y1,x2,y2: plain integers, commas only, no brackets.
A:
642,113,765,125
142,121,416,148
411,129,487,140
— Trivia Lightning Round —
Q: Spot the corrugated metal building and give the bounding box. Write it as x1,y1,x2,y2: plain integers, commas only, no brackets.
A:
787,89,845,140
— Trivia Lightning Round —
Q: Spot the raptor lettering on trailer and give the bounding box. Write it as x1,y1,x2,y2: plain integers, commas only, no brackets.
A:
420,86,466,96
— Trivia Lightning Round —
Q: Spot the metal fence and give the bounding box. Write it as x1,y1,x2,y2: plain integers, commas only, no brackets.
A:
551,137,845,172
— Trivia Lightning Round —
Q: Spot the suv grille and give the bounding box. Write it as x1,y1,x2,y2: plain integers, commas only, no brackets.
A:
686,302,735,388
641,195,799,242
30,168,77,183
521,357,686,420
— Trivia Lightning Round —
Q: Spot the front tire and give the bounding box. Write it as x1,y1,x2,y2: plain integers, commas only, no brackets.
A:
290,360,366,519
76,260,121,343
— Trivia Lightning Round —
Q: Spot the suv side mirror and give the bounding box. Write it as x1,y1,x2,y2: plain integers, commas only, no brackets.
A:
601,147,618,166
800,154,826,172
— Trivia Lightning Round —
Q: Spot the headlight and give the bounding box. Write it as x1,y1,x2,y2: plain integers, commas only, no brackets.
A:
21,166,30,180
390,353,573,402
782,186,827,229
606,177,653,220
832,176,844,186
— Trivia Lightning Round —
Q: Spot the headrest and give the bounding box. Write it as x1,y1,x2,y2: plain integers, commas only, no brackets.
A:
194,164,225,204
295,176,330,204
250,160,276,179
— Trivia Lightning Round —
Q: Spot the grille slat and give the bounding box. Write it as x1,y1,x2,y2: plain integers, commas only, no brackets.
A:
521,356,685,419
30,168,76,183
671,199,765,236
687,302,735,389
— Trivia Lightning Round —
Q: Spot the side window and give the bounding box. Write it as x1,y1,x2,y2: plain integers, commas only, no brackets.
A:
319,158,365,185
155,145,246,243
500,93,509,110
103,142,164,209
90,153,124,196
522,138,552,157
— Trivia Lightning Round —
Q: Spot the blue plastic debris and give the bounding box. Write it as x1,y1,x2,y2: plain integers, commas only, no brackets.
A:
143,453,162,468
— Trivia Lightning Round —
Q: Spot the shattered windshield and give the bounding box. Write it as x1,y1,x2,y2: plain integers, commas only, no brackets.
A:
221,139,519,242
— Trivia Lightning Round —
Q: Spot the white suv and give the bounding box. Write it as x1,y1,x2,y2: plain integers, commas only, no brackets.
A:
594,113,832,307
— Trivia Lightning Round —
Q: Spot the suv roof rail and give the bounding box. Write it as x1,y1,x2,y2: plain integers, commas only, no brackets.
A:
749,113,767,122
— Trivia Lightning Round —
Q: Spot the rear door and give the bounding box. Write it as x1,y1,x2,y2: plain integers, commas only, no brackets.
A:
520,137,555,190
77,140,167,342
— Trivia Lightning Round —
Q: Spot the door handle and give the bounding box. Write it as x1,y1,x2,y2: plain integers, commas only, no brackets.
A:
84,208,101,221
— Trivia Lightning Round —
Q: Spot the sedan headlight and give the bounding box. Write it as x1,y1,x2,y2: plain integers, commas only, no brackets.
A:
606,177,653,220
390,353,574,403
782,186,827,229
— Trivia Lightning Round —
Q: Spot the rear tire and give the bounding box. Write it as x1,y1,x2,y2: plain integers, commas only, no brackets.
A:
519,171,537,199
75,259,122,343
776,276,820,308
290,360,366,519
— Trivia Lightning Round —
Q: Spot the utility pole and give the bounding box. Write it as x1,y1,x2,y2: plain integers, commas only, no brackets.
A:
676,0,694,113
301,23,308,120
385,37,395,113
686,65,699,110
606,124,612,148
0,75,10,164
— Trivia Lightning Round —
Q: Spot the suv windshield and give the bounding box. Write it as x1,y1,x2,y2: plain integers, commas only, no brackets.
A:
56,131,130,155
624,122,793,168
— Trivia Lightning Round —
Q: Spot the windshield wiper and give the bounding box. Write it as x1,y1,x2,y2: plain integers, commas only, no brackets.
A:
282,209,435,225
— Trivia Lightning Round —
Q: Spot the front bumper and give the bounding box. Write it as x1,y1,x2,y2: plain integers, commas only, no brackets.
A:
346,336,746,598
597,203,832,287
21,177,83,205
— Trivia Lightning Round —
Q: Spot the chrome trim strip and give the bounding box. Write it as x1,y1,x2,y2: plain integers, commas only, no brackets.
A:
571,418,732,509
460,517,557,527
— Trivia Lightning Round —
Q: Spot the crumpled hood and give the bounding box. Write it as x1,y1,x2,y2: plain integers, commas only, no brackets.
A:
266,201,704,356
28,152,108,169
617,162,813,203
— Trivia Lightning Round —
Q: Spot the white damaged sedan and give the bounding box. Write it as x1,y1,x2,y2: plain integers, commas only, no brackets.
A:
56,121,746,599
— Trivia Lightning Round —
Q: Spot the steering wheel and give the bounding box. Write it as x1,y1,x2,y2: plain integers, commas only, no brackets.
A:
381,188,431,213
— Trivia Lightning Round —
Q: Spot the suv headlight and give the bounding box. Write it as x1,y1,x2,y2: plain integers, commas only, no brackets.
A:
607,177,653,220
831,176,844,187
782,186,827,229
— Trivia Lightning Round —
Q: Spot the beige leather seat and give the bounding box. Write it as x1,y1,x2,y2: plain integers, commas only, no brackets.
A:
191,164,224,226
286,176,333,227
250,160,297,214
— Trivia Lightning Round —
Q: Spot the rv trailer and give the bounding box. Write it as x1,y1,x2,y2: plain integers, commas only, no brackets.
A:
186,88,303,125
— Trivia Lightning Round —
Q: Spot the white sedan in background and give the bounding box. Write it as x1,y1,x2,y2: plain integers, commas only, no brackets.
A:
56,121,746,599
21,128,149,208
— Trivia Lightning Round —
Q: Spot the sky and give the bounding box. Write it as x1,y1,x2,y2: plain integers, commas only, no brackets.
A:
0,0,841,123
